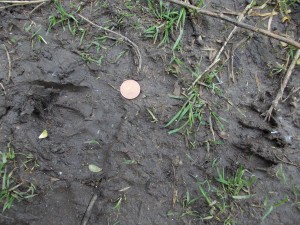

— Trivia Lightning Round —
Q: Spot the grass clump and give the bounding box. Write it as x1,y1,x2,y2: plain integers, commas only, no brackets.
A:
144,0,188,50
165,62,225,144
165,87,207,135
276,0,300,22
0,143,37,212
47,0,80,35
25,22,47,49
181,165,256,224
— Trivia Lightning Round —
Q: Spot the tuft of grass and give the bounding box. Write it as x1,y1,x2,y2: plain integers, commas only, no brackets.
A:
87,36,109,53
166,54,185,76
262,196,289,221
165,63,226,143
216,165,256,199
25,22,47,48
111,50,127,64
113,196,123,211
47,0,79,35
291,183,300,210
276,0,299,22
275,164,287,185
0,143,37,212
181,165,256,223
165,87,207,135
78,52,103,65
144,0,189,50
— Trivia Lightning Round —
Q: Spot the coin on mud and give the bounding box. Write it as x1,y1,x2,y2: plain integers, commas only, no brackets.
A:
120,80,141,100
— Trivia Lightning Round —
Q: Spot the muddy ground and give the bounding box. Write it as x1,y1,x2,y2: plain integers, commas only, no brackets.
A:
0,0,300,224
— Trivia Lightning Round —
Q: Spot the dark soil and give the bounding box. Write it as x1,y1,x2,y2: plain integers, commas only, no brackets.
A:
0,0,300,225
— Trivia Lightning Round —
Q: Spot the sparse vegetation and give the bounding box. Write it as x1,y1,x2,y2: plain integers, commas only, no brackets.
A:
145,0,189,50
25,22,47,48
276,0,300,22
48,0,80,35
0,143,37,212
165,61,226,145
0,0,300,224
181,165,256,224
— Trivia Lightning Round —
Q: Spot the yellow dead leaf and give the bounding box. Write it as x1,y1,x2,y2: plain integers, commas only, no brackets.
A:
282,16,290,23
297,58,300,65
38,130,48,139
280,42,288,47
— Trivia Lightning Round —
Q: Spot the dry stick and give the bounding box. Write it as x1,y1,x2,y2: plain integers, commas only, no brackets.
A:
0,83,6,95
265,49,300,121
282,86,300,102
29,1,46,15
78,14,142,74
0,0,48,8
274,152,300,168
267,9,276,31
168,0,300,49
192,59,220,86
2,44,12,82
0,0,48,3
208,112,215,141
229,49,235,82
81,194,98,225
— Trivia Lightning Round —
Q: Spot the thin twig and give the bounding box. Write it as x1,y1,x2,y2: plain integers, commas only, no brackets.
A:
2,44,12,82
78,14,142,74
282,86,300,102
28,1,46,15
0,0,48,9
267,9,276,31
0,0,48,3
168,0,300,49
192,59,220,86
265,49,300,120
229,48,235,82
0,83,6,95
81,194,98,225
208,111,215,141
274,152,300,168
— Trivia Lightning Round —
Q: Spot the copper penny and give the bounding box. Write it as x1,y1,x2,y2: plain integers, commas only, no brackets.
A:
120,80,141,99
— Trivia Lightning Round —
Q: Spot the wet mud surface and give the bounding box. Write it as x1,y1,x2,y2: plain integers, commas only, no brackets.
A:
0,0,300,224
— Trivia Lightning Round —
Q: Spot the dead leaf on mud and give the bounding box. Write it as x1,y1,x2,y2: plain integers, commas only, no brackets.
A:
50,177,60,182
88,164,102,173
38,130,48,139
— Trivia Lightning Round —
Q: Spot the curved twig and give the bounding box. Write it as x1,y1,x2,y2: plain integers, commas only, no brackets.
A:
81,194,98,225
